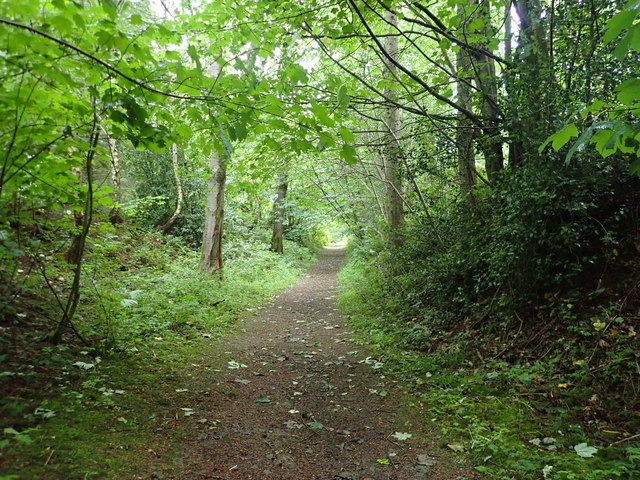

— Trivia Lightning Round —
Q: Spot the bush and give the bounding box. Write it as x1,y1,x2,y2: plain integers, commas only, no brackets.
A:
392,155,640,322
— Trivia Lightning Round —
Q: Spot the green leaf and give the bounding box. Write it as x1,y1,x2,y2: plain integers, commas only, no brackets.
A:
176,124,193,138
255,397,271,403
341,144,357,165
306,421,324,429
316,132,335,151
337,85,349,108
616,78,640,105
311,103,335,127
288,64,308,85
566,127,595,163
102,0,118,19
603,121,628,151
187,45,203,71
340,127,355,143
591,129,616,158
539,123,578,152
264,137,281,151
630,25,640,52
97,196,114,206
73,14,86,30
603,10,636,44
270,119,289,131
614,32,632,60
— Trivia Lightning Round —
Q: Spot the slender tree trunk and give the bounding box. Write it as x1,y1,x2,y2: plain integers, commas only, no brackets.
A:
270,172,288,254
511,0,556,154
504,0,525,166
64,207,84,265
107,136,124,225
158,143,183,234
52,107,99,345
200,147,226,274
505,1,513,63
456,46,477,203
383,10,404,247
465,0,504,182
201,59,226,275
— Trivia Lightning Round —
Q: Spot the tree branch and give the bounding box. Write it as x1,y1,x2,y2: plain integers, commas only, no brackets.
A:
345,0,483,126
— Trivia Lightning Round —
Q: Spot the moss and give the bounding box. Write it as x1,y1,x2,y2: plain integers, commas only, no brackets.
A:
338,252,640,480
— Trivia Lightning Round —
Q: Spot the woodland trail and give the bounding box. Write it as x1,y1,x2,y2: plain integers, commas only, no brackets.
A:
165,247,471,480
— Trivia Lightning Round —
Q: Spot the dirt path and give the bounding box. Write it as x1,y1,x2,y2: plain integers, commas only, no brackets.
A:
173,247,469,480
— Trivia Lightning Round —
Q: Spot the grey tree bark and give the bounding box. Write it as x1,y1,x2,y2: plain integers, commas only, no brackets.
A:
464,0,504,182
270,172,288,254
107,136,124,225
200,147,226,274
382,10,404,247
158,143,183,234
456,45,477,203
200,60,226,275
511,0,555,158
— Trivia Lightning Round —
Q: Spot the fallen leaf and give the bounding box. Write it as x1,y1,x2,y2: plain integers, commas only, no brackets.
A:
574,442,598,458
227,360,247,369
447,443,465,453
72,361,95,370
391,432,412,441
417,454,437,467
284,420,303,429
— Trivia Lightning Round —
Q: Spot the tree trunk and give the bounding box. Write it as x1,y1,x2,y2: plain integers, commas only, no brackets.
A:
200,147,226,274
53,108,100,345
107,136,124,225
64,208,84,265
511,0,556,156
383,10,404,247
466,0,504,182
158,143,183,234
200,59,226,275
270,172,288,254
505,1,513,64
456,46,477,204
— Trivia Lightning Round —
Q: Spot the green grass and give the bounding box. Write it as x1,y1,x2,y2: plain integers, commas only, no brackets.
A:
0,229,315,479
338,252,640,480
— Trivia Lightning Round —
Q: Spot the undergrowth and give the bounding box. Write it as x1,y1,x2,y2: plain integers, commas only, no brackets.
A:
0,225,315,479
338,248,640,480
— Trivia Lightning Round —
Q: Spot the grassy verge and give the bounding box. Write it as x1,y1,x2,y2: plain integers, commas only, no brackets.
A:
338,251,640,480
0,228,315,479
